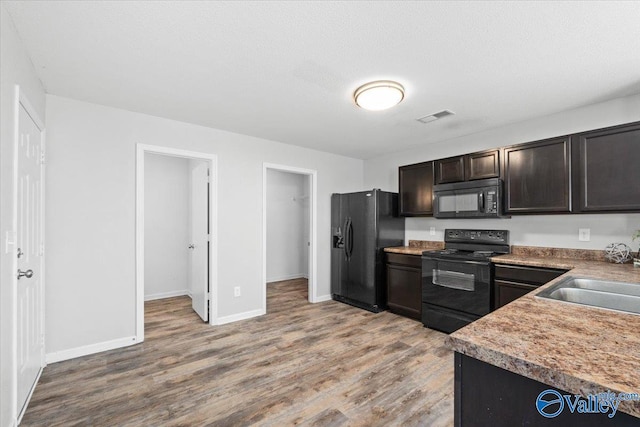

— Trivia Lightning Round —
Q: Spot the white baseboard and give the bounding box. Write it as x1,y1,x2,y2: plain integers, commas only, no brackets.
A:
215,309,265,325
46,336,138,364
313,294,332,303
144,290,189,301
266,273,307,283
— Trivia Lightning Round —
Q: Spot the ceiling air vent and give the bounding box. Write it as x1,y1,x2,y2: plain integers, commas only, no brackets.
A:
416,110,455,124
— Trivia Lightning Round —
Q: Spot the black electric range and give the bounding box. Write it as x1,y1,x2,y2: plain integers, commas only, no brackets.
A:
421,229,510,333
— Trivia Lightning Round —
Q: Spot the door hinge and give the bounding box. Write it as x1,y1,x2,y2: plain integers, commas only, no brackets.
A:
40,243,45,256
5,231,17,254
40,150,46,165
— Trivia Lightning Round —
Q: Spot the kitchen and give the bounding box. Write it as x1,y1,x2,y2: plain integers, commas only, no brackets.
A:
332,119,640,425
2,1,640,426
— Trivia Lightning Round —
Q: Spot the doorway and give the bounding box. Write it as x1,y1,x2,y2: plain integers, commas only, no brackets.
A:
135,145,218,342
262,163,317,311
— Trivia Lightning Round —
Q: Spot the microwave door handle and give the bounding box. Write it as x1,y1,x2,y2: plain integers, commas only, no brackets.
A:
478,192,484,211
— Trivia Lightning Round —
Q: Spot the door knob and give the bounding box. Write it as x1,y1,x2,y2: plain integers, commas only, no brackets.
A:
17,269,33,279
188,244,195,249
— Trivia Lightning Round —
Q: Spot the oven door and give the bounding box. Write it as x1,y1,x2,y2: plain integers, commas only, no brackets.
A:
421,257,491,316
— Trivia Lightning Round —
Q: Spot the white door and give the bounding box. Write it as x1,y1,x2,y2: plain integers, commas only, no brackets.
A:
16,102,45,416
189,162,209,321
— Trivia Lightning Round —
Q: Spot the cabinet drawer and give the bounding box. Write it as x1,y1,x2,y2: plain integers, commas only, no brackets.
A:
386,253,422,268
494,264,566,286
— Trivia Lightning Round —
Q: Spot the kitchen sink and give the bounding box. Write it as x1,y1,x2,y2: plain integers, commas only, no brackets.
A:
535,276,640,315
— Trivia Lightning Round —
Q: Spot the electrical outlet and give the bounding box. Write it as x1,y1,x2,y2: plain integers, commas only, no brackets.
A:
578,228,591,242
234,286,241,297
429,227,436,236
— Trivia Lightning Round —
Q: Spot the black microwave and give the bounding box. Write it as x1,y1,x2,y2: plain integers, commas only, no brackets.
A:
433,178,505,218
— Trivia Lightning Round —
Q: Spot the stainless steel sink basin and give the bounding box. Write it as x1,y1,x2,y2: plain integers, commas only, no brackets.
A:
536,276,640,315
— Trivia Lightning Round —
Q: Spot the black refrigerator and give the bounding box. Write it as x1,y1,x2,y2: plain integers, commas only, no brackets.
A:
331,189,405,312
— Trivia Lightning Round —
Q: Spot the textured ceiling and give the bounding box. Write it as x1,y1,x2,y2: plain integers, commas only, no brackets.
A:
4,1,640,159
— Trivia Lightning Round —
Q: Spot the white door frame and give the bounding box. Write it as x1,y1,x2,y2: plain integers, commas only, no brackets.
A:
11,85,46,425
262,163,318,308
135,144,218,342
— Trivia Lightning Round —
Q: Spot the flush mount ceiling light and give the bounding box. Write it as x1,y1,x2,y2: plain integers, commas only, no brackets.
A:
354,80,405,111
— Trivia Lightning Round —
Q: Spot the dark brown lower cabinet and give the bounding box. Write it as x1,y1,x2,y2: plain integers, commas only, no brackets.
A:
493,264,567,309
455,353,637,426
386,253,421,320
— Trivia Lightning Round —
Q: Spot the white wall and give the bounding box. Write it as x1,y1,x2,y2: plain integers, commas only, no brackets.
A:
266,170,309,282
144,153,190,300
44,95,363,357
364,93,640,252
0,5,46,426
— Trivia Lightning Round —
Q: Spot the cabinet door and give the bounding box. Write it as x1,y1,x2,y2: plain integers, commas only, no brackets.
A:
494,280,537,309
399,161,434,216
504,137,571,214
466,149,500,181
435,156,465,184
387,264,421,320
572,122,640,212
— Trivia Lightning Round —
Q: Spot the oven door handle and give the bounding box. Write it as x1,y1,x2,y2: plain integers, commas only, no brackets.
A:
432,281,474,292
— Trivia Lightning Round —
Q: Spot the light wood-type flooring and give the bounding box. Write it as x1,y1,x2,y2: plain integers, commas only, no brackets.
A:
21,279,453,426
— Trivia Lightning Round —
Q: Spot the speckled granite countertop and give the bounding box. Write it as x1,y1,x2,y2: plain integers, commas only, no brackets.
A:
446,248,640,418
384,240,444,255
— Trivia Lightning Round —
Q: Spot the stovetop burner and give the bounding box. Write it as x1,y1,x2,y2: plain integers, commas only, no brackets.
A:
429,249,458,255
471,250,496,258
423,249,497,261
422,229,510,261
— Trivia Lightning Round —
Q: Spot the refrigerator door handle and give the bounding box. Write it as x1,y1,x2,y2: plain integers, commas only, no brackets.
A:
347,218,354,260
344,217,351,260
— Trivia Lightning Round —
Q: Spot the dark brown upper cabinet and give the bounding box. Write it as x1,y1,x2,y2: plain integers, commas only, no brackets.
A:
435,156,465,184
466,149,500,181
572,122,640,213
503,137,571,214
399,161,434,216
435,149,500,184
